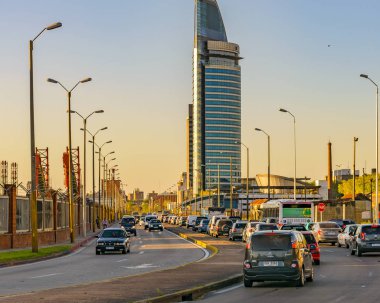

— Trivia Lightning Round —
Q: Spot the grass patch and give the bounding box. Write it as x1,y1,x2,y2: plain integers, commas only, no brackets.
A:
0,245,71,264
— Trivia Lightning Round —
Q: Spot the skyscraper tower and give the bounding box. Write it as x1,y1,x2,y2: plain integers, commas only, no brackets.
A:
190,0,242,196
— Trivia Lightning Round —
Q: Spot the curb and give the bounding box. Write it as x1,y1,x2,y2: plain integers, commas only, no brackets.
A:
134,274,243,303
176,232,219,257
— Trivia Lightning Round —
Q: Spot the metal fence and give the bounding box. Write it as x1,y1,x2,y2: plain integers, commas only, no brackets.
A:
16,198,29,231
0,196,8,233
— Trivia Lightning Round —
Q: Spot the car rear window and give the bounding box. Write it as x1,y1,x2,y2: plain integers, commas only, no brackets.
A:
122,218,135,224
303,233,316,244
320,223,339,228
259,224,278,230
282,225,306,231
362,226,380,234
251,234,291,251
235,223,247,228
219,220,232,226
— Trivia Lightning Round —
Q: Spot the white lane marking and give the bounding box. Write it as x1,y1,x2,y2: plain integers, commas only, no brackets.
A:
139,241,143,244
30,273,63,279
361,285,366,288
369,272,373,277
214,284,243,294
139,251,145,255
332,296,347,302
116,259,129,263
319,274,327,278
121,264,159,269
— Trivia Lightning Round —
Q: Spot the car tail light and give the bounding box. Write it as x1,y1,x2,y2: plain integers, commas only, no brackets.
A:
291,242,297,249
291,260,299,268
246,242,250,250
233,229,237,232
361,232,366,240
244,260,251,269
249,228,253,232
318,230,321,235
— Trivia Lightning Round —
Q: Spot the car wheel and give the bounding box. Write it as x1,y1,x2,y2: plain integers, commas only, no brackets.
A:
296,268,305,287
127,246,130,253
356,245,362,257
96,251,100,255
331,242,336,246
243,277,253,288
337,242,341,247
314,259,320,265
306,267,314,282
160,228,163,231
231,236,235,241
345,243,349,249
134,232,137,236
122,248,127,254
215,234,218,238
350,245,355,255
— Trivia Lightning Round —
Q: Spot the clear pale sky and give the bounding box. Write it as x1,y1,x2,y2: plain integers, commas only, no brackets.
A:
1,0,380,195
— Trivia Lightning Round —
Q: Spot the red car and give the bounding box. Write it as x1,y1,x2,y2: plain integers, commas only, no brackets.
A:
302,231,320,265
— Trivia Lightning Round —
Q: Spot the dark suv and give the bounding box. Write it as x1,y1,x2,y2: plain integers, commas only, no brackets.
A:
243,230,314,287
120,216,136,236
350,224,380,256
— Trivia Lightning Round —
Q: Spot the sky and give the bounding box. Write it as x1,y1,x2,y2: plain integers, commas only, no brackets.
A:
1,0,380,195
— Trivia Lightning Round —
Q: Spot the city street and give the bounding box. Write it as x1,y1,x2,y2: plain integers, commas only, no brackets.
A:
198,244,380,302
0,227,206,298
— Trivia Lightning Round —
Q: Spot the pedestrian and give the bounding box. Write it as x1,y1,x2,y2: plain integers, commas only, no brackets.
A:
102,218,108,229
96,216,100,229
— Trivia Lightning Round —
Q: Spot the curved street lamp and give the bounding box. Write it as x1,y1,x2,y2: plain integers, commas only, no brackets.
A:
48,77,92,243
29,22,62,253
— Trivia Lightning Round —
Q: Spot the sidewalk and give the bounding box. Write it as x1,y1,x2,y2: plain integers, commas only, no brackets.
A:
0,225,244,303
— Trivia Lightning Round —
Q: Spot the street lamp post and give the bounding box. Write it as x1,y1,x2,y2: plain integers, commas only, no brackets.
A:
353,137,359,204
236,141,249,220
48,77,92,243
279,108,297,200
82,127,107,231
72,110,104,237
105,155,116,220
29,22,62,253
360,74,379,224
217,163,220,207
255,128,271,200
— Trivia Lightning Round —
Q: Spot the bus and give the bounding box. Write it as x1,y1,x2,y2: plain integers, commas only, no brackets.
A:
261,199,316,224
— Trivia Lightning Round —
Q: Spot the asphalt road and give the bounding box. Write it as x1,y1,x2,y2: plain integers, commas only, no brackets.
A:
197,244,380,303
0,226,206,297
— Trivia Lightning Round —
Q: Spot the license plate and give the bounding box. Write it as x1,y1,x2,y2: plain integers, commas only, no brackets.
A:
106,247,114,250
263,261,279,267
372,244,380,247
327,232,336,235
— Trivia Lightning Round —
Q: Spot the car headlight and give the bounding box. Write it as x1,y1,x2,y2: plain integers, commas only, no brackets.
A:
115,242,124,246
97,242,105,246
159,224,162,227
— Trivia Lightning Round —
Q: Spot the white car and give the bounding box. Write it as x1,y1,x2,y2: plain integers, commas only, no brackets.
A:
337,224,358,248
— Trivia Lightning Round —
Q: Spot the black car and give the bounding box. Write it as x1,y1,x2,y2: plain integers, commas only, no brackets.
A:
243,230,314,287
120,216,137,236
148,219,164,231
228,216,242,223
192,216,208,231
330,219,356,230
96,228,130,255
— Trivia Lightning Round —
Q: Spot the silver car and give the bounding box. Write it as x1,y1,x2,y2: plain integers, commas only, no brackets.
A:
229,221,247,241
312,222,341,245
337,224,358,248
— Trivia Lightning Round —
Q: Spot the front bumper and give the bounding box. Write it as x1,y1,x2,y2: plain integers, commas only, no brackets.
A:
96,245,125,253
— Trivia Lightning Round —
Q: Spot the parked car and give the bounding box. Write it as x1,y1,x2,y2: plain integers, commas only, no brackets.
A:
96,228,130,255
179,216,188,227
144,215,157,230
211,219,233,237
312,222,341,245
330,219,356,230
229,221,247,241
192,216,208,231
350,224,380,256
254,223,279,232
228,216,242,223
186,215,199,229
208,215,228,235
148,219,164,232
119,216,137,236
169,216,177,225
280,224,307,231
243,230,314,287
242,221,260,242
301,231,320,265
338,224,358,248
197,219,210,233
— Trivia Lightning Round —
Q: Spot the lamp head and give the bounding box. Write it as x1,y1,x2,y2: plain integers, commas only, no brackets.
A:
360,74,369,79
101,127,108,131
354,137,359,142
80,77,92,83
279,108,287,113
46,22,62,30
88,140,93,143
47,78,58,84
95,110,104,114
70,110,76,114
106,140,112,144
111,158,116,161
255,128,262,132
110,151,115,154
80,128,84,131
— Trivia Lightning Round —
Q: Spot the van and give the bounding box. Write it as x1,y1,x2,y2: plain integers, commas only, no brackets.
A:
186,215,198,228
243,230,314,287
209,215,228,236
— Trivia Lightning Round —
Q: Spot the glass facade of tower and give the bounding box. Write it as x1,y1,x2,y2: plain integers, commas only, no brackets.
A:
191,0,241,194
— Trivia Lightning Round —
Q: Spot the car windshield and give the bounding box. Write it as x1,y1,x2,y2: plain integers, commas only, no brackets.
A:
101,230,125,238
362,226,380,234
235,223,246,228
251,234,291,251
146,217,156,222
122,218,134,224
282,225,306,231
320,223,340,228
259,224,278,230
303,233,316,244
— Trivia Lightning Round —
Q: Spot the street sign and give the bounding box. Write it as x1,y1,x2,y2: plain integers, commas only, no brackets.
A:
318,203,326,212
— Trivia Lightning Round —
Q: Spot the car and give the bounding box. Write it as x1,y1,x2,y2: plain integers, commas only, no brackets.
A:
254,223,279,232
192,216,208,231
148,219,164,231
96,228,130,255
169,216,177,225
350,224,380,256
228,216,242,223
229,221,247,241
186,215,199,229
337,224,358,248
144,215,158,230
242,221,260,242
197,219,210,233
301,231,320,265
208,215,228,235
178,216,187,227
280,224,307,231
211,219,233,237
312,222,341,245
119,216,137,236
139,216,146,226
329,219,356,230
243,230,314,287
